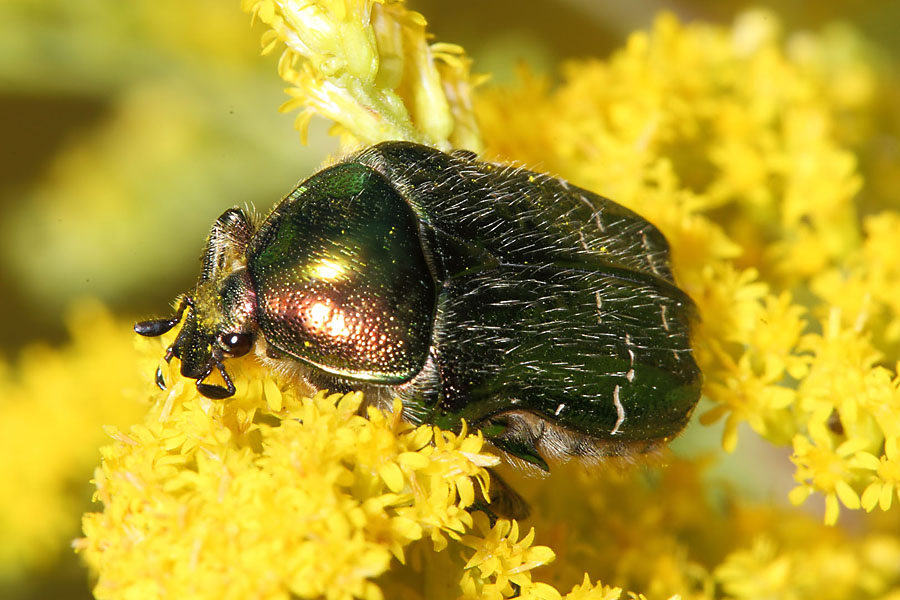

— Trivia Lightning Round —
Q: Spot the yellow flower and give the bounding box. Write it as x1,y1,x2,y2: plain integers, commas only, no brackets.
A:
713,534,898,600
813,213,900,357
714,538,792,599
700,288,808,450
459,513,555,598
789,432,869,525
563,574,623,600
860,437,900,512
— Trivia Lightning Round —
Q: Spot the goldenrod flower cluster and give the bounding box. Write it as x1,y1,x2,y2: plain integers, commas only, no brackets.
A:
242,0,482,150
3,1,899,599
78,341,509,599
80,333,619,599
476,11,900,527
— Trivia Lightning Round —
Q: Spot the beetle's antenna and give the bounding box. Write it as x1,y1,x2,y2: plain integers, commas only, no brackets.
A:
136,298,191,391
134,296,193,337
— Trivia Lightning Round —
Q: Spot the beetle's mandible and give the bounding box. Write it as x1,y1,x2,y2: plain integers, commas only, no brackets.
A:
136,141,702,484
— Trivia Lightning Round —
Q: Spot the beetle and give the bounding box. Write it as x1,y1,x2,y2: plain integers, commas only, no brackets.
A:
136,141,701,486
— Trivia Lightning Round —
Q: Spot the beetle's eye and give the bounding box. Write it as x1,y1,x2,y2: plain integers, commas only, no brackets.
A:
219,332,252,356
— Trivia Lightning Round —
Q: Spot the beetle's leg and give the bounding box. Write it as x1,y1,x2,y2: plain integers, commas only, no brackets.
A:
134,296,193,337
154,346,176,391
195,361,236,399
469,468,530,521
479,412,551,472
488,435,550,472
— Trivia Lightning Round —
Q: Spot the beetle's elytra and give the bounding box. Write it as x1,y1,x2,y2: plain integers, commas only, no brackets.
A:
136,141,701,477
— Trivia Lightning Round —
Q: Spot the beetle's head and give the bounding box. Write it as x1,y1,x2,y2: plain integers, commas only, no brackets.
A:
135,266,258,399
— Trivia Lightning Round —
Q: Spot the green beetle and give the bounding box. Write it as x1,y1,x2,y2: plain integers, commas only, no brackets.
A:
136,141,701,493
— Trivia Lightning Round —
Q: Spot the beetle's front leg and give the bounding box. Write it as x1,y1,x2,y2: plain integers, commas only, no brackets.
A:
470,468,530,521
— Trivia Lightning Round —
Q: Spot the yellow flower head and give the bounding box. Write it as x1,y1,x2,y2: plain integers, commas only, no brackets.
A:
78,332,513,599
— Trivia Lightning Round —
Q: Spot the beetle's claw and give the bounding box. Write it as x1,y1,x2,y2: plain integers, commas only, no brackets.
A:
195,361,236,399
154,366,167,391
196,382,234,399
153,346,176,391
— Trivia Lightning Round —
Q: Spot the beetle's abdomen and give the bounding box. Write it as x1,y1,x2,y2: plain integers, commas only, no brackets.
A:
247,163,436,383
430,263,701,442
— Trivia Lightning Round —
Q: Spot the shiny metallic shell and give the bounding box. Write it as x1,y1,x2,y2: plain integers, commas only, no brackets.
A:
254,142,701,454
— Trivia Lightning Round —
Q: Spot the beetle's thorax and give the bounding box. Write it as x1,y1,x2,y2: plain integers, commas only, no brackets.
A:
188,204,262,355
193,267,259,339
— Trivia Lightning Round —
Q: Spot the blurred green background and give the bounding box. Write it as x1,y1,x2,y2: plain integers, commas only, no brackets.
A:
0,1,898,599
2,0,898,352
